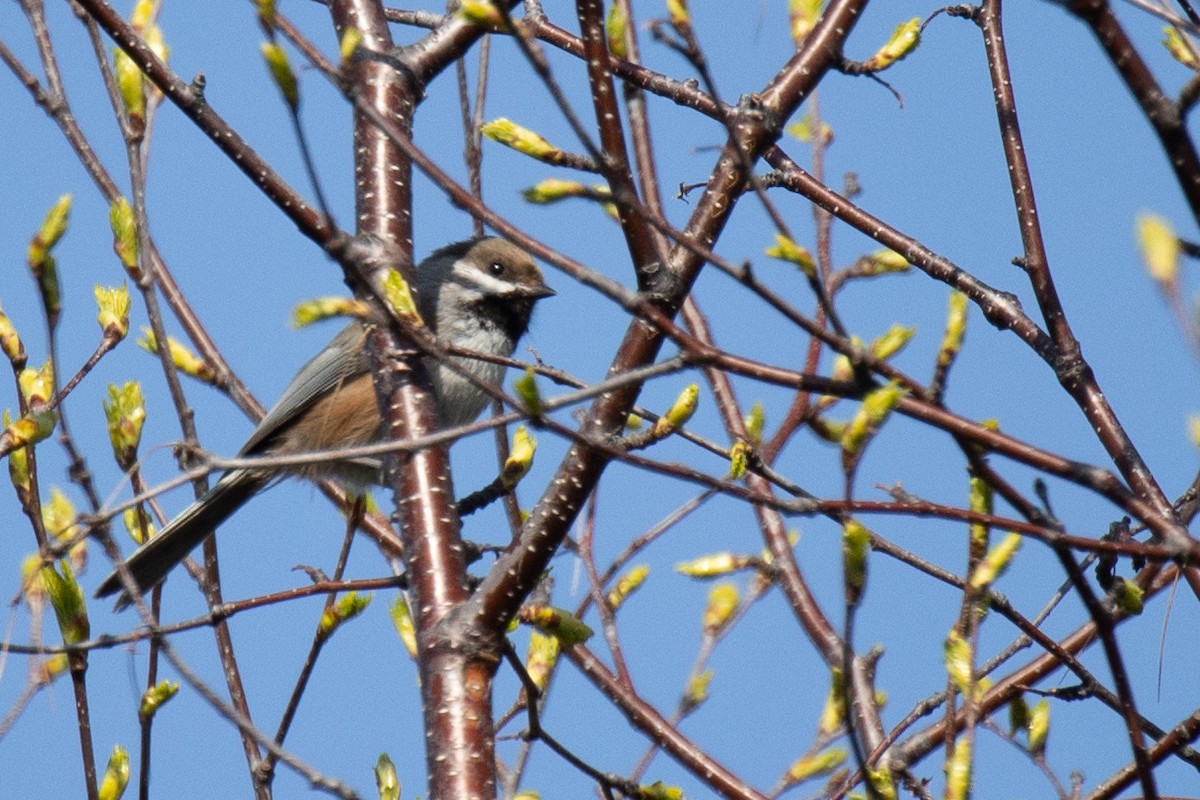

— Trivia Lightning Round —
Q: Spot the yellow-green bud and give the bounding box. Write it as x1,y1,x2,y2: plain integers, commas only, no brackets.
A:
514,368,543,416
969,531,1021,589
681,669,713,714
28,194,71,272
944,630,974,697
789,0,825,45
41,561,89,645
651,383,699,438
841,380,905,459
109,197,140,278
944,738,972,800
676,552,749,578
606,3,629,58
104,382,146,467
0,408,58,454
481,118,560,161
666,0,689,26
0,305,26,367
114,48,145,121
522,178,612,206
292,296,371,328
967,474,992,548
765,234,815,277
379,268,423,326
138,680,179,722
743,400,765,446
1163,26,1199,69
1027,698,1050,754
819,668,846,734
256,0,277,29
123,507,155,545
317,591,372,642
458,1,509,29
95,284,131,341
870,324,915,360
375,754,400,800
502,426,536,489
842,518,870,603
138,328,217,384
865,765,897,800
98,745,130,800
1112,577,1144,615
130,0,154,30
784,747,846,787
525,630,560,692
1008,694,1030,735
729,440,750,479
638,781,684,800
938,291,969,370
6,411,31,494
702,583,739,635
786,115,823,144
1136,213,1179,284
19,361,54,408
36,653,70,685
42,487,78,542
863,249,910,275
339,27,363,67
864,18,920,71
608,564,650,609
521,605,593,646
389,597,418,658
261,42,299,109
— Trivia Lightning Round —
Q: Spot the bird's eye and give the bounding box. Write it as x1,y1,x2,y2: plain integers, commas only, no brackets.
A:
488,261,506,277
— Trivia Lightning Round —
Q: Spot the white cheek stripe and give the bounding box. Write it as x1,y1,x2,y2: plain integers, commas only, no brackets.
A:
452,258,518,295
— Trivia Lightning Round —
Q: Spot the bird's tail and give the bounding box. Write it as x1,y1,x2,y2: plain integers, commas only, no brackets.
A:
95,469,268,608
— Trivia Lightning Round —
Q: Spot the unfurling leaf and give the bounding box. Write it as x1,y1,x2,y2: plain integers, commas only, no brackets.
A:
863,18,920,71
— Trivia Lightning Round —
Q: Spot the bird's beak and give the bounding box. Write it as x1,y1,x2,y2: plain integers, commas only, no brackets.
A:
525,283,556,299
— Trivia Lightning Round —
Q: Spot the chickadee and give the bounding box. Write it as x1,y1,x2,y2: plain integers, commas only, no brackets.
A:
96,237,554,605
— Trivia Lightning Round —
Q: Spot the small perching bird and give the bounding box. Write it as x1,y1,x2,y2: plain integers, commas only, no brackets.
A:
96,237,554,606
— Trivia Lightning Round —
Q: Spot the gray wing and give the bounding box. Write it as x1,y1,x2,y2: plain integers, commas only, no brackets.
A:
239,322,371,456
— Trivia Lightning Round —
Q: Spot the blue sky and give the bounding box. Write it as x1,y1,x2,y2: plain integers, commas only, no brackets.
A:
2,1,1199,797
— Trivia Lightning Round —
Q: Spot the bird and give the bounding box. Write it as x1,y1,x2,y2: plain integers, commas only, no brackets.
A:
96,237,554,605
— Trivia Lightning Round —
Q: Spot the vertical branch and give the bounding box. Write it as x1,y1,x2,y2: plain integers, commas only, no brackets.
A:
471,0,871,640
327,4,495,799
574,0,664,279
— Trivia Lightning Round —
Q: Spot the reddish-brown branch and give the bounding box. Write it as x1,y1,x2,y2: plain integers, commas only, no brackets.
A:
568,645,772,800
71,0,338,251
326,1,498,798
981,0,1181,558
1068,0,1200,224
890,565,1180,770
574,0,663,285
469,0,871,643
